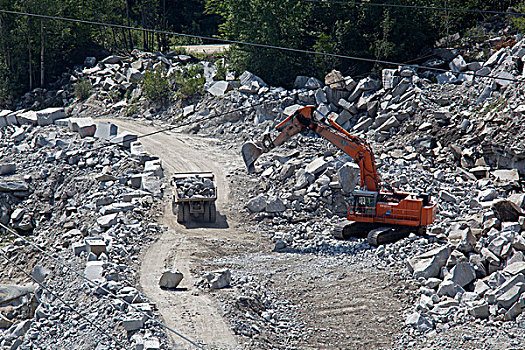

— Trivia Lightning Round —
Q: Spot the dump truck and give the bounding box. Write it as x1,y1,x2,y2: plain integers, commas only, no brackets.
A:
172,172,217,224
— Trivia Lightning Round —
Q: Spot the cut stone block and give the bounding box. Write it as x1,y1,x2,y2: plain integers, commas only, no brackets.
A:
95,122,118,140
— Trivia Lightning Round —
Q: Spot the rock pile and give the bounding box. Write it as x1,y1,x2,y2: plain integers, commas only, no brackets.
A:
0,116,168,348
174,176,216,199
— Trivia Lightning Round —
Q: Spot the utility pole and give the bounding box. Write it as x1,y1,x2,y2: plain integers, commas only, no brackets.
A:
444,0,450,47
40,0,45,87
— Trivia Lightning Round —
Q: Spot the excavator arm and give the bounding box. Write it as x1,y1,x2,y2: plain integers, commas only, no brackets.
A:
241,105,381,192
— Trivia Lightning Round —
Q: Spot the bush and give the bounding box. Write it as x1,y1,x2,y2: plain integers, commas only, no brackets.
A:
141,66,171,104
74,78,93,100
173,64,205,99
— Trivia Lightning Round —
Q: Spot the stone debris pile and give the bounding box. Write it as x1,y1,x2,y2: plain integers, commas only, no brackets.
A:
175,176,216,199
0,116,168,349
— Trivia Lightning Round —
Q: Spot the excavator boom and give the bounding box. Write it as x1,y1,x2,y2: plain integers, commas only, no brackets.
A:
241,105,437,246
242,106,380,191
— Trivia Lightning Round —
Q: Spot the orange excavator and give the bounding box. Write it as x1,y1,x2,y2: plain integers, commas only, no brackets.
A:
241,105,437,245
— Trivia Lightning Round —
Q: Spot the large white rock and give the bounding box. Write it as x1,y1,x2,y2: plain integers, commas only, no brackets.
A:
159,270,183,289
205,269,231,289
35,107,65,126
407,245,451,279
247,195,267,213
437,280,465,298
207,81,233,96
95,122,118,140
265,197,285,213
405,312,434,333
305,157,328,175
338,162,360,193
448,262,476,287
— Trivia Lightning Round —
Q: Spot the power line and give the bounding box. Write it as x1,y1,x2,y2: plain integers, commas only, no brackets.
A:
0,248,127,349
0,8,521,84
0,222,206,349
297,0,525,17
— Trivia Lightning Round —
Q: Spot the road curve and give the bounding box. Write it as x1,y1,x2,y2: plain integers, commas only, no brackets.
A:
102,118,240,350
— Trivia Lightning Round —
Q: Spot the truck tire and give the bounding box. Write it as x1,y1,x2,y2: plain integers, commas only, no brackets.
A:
209,202,217,223
183,203,190,223
177,204,185,224
203,202,211,223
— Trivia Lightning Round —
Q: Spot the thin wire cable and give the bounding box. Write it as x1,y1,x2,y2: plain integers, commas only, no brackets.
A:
298,0,525,17
0,222,205,349
0,9,521,83
0,248,127,349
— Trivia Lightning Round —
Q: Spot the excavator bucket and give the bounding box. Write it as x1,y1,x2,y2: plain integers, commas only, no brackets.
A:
241,141,263,174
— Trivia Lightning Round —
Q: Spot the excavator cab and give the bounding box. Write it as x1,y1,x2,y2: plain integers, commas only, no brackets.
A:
349,191,377,218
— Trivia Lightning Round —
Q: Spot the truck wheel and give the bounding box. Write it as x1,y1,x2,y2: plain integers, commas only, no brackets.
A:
183,203,190,223
209,202,217,223
203,203,211,223
177,204,185,223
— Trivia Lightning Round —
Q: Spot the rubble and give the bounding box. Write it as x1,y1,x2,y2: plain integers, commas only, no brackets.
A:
3,26,525,348
175,176,215,199
159,270,183,289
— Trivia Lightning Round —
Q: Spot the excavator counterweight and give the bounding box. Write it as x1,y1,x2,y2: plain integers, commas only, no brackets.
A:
242,106,437,246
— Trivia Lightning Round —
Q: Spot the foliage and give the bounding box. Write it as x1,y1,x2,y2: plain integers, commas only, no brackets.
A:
74,78,93,100
206,0,523,87
140,66,171,104
214,59,227,81
173,64,205,99
0,0,523,103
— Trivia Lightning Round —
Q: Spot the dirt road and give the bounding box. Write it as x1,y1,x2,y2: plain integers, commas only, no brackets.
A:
103,118,257,349
103,118,408,350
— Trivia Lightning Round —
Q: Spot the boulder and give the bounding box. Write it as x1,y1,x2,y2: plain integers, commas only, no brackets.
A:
265,197,286,213
205,269,231,289
35,107,66,126
95,122,118,140
86,238,107,257
492,169,519,183
304,77,323,90
207,81,233,96
437,280,465,298
405,312,434,333
338,162,360,193
497,283,525,309
84,261,105,282
17,111,37,125
447,224,476,253
123,316,144,332
159,270,183,289
407,245,451,279
239,71,267,88
0,163,16,176
101,55,123,64
324,70,345,90
449,55,467,72
468,301,489,319
491,199,523,222
97,213,118,228
111,131,138,148
247,195,267,213
448,262,476,287
31,266,50,283
305,157,328,175
504,262,525,276
294,76,309,89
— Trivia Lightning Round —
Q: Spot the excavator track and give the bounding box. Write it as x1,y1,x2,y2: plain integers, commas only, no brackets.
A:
366,227,411,246
332,221,378,239
333,221,416,246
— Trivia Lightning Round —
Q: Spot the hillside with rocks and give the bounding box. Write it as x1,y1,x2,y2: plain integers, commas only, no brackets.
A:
1,26,525,350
